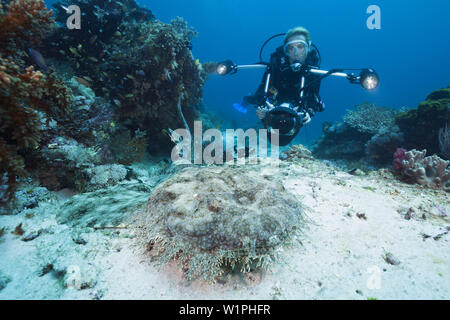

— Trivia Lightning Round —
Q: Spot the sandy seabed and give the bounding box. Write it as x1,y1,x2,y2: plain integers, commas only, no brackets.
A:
0,158,449,300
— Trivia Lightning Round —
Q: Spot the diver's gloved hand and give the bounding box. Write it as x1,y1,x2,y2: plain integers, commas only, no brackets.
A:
302,112,312,125
256,106,266,120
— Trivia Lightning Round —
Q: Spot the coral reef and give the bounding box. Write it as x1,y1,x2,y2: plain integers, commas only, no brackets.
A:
281,144,314,162
0,0,54,55
438,124,450,160
7,186,54,215
136,165,306,281
314,102,400,163
30,136,101,191
1,0,219,205
365,125,404,165
394,149,450,192
85,164,128,191
313,93,449,168
313,122,372,161
48,0,210,154
395,86,450,155
343,102,400,134
0,0,71,200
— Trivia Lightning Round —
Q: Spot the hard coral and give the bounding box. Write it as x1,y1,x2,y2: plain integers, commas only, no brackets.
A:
343,102,399,134
137,165,306,282
395,149,450,192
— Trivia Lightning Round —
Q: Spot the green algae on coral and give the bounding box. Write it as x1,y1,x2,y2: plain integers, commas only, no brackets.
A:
395,86,450,155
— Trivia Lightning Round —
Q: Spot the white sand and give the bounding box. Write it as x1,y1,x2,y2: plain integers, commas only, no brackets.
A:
0,158,449,300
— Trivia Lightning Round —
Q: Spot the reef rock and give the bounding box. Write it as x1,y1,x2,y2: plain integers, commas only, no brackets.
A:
395,86,450,155
281,144,314,162
137,164,306,281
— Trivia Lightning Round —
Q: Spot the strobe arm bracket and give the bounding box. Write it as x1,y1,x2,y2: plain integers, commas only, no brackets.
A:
216,60,379,90
216,60,268,75
305,67,379,90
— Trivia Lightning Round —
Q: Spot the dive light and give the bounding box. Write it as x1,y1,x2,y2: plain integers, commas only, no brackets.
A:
216,60,237,75
359,68,379,90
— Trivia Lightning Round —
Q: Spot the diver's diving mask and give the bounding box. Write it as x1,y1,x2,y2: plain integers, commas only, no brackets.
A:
283,39,310,61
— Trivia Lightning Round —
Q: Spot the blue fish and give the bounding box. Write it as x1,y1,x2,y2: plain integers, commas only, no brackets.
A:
27,48,49,72
232,103,247,113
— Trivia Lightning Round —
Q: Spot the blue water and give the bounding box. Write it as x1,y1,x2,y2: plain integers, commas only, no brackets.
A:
46,0,450,146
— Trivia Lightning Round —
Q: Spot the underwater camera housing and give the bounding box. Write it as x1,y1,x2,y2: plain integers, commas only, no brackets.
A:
263,104,303,146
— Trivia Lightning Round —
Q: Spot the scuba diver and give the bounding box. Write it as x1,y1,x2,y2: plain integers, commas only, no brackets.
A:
243,27,324,128
216,26,379,146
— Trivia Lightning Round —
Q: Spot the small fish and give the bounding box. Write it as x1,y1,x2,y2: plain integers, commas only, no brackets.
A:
60,5,70,12
136,70,146,77
125,93,134,98
77,44,83,51
87,57,98,62
28,48,49,72
74,77,91,87
69,47,81,57
126,74,135,80
114,31,122,37
58,50,65,55
167,128,182,143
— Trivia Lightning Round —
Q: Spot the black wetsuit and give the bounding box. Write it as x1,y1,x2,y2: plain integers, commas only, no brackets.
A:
244,46,325,117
